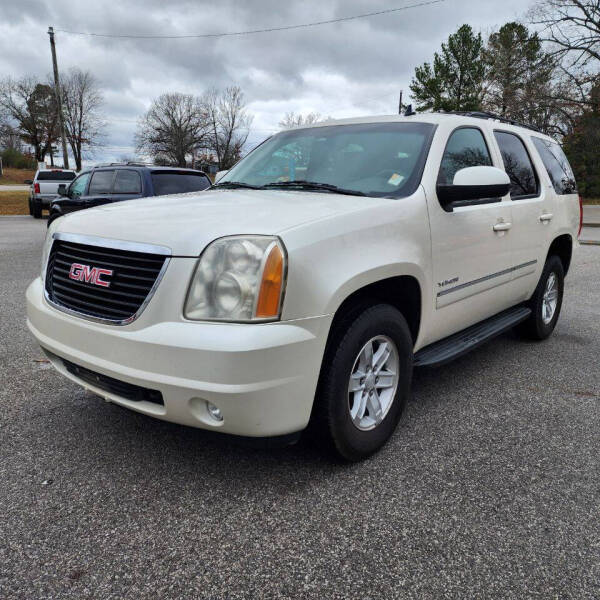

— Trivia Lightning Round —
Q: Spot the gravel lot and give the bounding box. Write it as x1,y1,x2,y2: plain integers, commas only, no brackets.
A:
1,216,599,599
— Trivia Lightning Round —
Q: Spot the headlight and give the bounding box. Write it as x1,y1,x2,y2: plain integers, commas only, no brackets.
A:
40,230,55,282
184,235,287,322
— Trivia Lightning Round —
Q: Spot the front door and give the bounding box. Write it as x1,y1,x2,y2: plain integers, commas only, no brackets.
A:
425,125,514,343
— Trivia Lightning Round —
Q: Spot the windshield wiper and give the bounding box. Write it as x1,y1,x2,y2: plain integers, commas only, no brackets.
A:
261,180,366,196
213,181,261,190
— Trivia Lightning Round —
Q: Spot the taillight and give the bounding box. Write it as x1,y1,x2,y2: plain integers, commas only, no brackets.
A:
34,182,40,194
578,195,583,238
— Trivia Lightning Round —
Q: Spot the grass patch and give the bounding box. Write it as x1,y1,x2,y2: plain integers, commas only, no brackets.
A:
0,167,36,185
0,190,29,215
583,198,600,205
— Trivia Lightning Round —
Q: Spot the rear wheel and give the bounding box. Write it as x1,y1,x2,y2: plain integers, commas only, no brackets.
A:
312,304,413,461
32,199,42,219
516,255,564,340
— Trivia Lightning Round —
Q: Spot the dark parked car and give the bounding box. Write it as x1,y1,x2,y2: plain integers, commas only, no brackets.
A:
48,163,211,227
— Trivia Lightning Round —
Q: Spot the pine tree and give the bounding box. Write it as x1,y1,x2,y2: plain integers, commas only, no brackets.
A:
410,25,486,112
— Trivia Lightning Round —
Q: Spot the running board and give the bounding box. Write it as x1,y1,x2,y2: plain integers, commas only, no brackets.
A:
414,306,531,368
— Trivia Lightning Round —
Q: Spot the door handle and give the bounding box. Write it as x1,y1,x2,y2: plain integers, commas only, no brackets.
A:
539,213,554,223
493,222,512,232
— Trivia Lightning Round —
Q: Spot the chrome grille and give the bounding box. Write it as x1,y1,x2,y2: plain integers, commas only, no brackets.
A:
45,237,168,323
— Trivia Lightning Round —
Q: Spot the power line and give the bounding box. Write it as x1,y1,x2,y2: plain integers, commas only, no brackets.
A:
55,0,445,39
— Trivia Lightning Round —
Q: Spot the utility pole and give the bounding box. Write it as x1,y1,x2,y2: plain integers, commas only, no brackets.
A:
398,90,403,115
48,26,70,169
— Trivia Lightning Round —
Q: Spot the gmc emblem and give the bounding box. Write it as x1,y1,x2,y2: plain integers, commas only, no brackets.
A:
68,263,113,288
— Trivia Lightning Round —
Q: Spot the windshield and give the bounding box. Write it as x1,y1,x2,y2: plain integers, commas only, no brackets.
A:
219,122,435,197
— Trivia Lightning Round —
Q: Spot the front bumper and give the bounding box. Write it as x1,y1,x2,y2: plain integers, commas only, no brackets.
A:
26,276,332,437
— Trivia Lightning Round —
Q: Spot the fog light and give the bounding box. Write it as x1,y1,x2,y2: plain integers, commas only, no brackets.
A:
207,401,223,422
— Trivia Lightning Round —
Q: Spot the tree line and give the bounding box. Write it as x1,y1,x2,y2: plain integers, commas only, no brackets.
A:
134,86,253,170
410,0,600,197
0,68,104,171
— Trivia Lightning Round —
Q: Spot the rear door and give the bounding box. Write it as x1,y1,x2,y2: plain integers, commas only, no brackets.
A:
492,130,548,300
425,124,514,341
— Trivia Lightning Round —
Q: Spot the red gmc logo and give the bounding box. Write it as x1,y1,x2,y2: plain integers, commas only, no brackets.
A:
68,263,113,288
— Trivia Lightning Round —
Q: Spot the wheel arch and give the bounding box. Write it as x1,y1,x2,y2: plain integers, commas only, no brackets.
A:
325,273,423,349
547,233,573,276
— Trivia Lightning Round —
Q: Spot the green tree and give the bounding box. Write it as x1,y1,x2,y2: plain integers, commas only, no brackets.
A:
0,77,59,163
483,22,561,133
410,25,486,112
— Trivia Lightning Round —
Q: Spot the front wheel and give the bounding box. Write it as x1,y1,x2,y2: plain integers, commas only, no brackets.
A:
516,255,564,340
312,304,413,461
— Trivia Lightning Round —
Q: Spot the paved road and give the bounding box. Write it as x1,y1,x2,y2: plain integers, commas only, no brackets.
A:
0,184,29,191
1,216,599,599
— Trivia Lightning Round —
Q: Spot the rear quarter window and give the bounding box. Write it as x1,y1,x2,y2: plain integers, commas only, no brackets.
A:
531,137,577,195
151,172,211,196
36,171,76,181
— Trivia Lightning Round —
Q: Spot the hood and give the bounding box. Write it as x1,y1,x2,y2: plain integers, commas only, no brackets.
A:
54,189,387,256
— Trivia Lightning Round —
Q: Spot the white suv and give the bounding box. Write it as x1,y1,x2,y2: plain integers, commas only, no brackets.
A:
26,113,581,461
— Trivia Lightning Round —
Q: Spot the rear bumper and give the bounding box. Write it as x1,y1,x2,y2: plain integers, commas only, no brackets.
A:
26,277,332,437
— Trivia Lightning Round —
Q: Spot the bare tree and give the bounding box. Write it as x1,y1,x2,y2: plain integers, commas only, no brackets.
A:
62,68,106,171
202,86,253,169
135,93,208,167
529,0,600,112
278,111,322,129
530,1,600,68
0,77,59,162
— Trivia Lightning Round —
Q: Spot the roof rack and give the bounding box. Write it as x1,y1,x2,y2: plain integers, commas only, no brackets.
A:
439,111,545,134
93,161,153,167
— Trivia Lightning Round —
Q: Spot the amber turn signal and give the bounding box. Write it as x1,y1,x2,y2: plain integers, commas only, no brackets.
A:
256,243,284,318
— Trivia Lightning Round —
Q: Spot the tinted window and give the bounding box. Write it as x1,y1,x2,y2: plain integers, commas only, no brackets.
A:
532,137,577,195
438,127,492,185
69,172,90,198
151,172,211,196
88,170,115,194
113,170,142,194
494,131,538,198
37,171,76,181
220,122,436,198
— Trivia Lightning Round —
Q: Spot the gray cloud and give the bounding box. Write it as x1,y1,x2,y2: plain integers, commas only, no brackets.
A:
1,0,528,162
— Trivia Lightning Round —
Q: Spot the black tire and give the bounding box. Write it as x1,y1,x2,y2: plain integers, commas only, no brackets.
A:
516,255,564,340
312,303,413,462
28,197,33,216
32,199,42,219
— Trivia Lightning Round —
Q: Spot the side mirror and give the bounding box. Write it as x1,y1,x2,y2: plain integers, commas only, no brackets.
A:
24,179,33,185
57,184,67,196
436,166,510,212
214,170,228,183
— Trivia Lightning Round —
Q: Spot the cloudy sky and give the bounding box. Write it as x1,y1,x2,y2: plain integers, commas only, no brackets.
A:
1,0,531,164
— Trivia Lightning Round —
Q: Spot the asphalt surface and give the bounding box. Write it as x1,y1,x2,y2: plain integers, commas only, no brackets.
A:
1,216,599,599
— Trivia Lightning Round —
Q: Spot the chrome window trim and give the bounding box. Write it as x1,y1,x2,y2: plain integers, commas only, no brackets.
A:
44,233,171,326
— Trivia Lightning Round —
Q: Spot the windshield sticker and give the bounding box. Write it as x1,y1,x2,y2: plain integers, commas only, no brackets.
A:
387,173,405,186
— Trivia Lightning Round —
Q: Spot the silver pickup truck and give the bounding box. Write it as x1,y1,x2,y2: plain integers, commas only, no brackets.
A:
26,169,76,218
